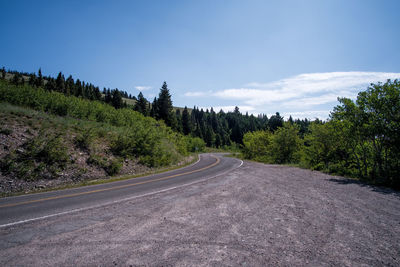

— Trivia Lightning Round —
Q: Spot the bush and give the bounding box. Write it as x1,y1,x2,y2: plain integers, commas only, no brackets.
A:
0,132,69,180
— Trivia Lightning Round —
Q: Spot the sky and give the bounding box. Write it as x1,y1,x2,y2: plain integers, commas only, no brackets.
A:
1,0,400,119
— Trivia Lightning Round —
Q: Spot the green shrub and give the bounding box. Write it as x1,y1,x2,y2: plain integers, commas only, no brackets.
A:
74,129,95,150
0,132,69,180
104,158,123,176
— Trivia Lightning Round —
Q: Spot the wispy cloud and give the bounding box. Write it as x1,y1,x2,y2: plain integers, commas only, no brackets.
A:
184,90,213,97
184,91,206,97
135,86,152,91
186,72,400,119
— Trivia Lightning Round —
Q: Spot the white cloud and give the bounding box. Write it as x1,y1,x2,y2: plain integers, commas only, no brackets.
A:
184,90,213,97
281,110,332,120
184,91,206,97
211,72,400,119
135,86,152,91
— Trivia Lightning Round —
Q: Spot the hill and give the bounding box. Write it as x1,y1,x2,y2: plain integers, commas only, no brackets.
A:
0,80,204,196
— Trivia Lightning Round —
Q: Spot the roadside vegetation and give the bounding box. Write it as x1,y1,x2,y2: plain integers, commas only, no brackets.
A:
242,80,400,189
1,67,399,191
0,73,205,194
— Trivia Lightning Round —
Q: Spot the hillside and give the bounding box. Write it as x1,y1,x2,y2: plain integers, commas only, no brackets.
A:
0,80,203,196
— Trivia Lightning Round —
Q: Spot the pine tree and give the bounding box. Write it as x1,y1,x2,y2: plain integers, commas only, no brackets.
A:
134,92,148,115
268,112,284,131
150,97,157,118
111,89,123,109
65,75,74,96
182,106,192,135
156,81,174,126
56,72,65,93
28,73,36,86
105,89,112,103
45,78,56,91
74,79,81,96
35,68,43,87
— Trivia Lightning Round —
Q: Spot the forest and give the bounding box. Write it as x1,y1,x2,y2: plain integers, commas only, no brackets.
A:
1,67,399,189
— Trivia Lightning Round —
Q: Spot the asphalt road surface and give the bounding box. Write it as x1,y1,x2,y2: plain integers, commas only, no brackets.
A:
1,154,399,266
0,153,242,227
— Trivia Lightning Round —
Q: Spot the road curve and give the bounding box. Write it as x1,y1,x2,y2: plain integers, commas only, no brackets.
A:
0,153,242,227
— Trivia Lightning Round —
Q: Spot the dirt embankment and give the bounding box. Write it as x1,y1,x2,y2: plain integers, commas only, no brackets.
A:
1,160,399,266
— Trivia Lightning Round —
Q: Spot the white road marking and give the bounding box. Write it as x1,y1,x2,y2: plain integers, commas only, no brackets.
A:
0,156,242,228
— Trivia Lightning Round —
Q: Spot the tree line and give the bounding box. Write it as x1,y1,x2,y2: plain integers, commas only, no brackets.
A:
1,67,135,109
1,67,312,149
2,67,399,188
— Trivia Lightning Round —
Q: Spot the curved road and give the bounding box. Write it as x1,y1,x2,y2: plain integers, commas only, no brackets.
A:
1,154,399,266
0,153,242,227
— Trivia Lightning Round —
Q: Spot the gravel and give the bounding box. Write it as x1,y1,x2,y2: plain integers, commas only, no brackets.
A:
1,159,399,266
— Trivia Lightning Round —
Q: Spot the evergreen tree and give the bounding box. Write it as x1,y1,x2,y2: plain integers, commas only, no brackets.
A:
111,89,123,109
56,72,65,93
134,92,148,115
105,89,112,103
65,75,74,96
182,106,192,135
268,112,284,131
156,81,174,126
45,78,56,91
75,79,82,96
28,73,36,86
175,109,183,133
150,97,157,118
35,68,43,87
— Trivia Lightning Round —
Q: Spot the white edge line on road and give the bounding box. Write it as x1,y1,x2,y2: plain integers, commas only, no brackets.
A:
0,156,242,229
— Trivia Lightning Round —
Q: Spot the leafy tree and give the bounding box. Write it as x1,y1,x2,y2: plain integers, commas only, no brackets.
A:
242,130,272,161
269,123,301,164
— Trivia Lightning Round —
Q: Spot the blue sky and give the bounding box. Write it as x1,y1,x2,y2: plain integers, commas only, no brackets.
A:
1,0,400,119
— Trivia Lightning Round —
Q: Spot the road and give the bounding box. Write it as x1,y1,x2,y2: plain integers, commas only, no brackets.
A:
1,155,399,266
0,153,242,227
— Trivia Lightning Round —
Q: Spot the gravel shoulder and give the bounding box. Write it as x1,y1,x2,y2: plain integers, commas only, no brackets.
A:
1,159,399,266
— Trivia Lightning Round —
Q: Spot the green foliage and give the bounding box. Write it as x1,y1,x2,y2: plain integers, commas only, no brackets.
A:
242,124,301,164
299,80,400,188
184,136,206,152
87,155,123,176
269,124,301,164
0,80,202,170
0,132,69,181
242,130,271,162
105,158,123,176
74,129,95,150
